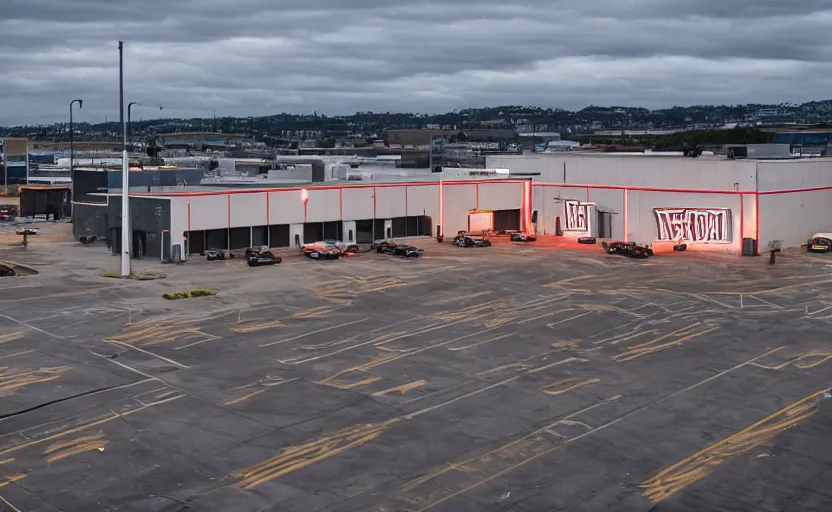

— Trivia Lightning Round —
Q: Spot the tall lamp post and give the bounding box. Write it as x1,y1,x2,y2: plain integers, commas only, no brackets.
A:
119,41,131,277
69,98,83,206
127,102,163,151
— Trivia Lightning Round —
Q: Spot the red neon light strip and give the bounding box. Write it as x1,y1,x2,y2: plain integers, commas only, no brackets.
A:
757,185,832,195
739,194,744,241
533,182,754,195
438,181,444,236
623,189,628,242
132,179,526,197
755,193,759,244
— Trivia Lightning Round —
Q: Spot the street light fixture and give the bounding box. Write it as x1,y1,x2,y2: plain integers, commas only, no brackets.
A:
127,102,163,150
69,98,83,205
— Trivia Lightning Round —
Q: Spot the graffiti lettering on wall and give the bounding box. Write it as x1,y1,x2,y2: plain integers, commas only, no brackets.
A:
654,208,731,242
564,200,589,231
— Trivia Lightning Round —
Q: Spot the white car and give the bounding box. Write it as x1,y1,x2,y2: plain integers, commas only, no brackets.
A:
806,233,832,253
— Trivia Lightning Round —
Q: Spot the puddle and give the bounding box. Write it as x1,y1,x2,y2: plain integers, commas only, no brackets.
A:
0,261,39,277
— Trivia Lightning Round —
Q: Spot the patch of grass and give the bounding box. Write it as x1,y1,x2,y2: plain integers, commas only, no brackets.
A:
101,270,166,280
163,289,217,300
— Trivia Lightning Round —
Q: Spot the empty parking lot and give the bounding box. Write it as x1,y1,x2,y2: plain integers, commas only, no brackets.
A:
1,229,831,512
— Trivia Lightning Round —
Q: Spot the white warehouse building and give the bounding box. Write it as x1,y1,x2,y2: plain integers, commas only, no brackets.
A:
101,178,529,259
94,152,832,260
487,153,832,254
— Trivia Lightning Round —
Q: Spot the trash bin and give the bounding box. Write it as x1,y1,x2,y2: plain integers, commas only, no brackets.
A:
742,238,757,256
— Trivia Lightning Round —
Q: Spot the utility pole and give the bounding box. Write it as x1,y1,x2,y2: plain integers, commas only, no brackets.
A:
119,41,131,277
69,98,83,209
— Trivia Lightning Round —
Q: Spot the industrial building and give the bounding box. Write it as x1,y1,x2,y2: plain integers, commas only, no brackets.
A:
70,150,832,261
487,153,832,253
92,178,527,260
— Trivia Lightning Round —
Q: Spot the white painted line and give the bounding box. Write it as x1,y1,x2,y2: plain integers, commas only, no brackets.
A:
259,318,368,347
104,339,190,369
546,311,594,329
0,314,63,339
0,349,37,360
405,375,522,420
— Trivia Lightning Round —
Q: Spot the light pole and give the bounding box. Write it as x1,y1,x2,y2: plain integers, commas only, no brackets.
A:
69,98,82,207
127,102,163,150
119,41,130,277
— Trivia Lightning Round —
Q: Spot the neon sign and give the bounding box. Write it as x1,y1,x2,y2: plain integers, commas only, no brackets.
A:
654,208,731,242
563,200,589,231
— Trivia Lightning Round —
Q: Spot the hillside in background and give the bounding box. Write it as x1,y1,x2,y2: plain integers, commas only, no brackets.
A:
3,100,832,144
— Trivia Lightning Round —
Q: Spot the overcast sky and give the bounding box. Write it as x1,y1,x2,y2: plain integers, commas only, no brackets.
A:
1,0,831,126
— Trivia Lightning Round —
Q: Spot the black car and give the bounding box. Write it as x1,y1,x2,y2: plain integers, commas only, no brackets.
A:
453,235,492,247
375,241,423,257
602,241,653,258
392,243,423,258
509,232,536,242
246,247,282,266
205,250,225,261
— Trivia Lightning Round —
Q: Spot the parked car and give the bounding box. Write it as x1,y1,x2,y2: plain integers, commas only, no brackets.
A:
322,239,360,254
375,241,423,257
205,249,225,261
246,247,282,266
302,242,342,260
806,233,832,253
509,232,536,242
602,241,653,258
453,234,492,247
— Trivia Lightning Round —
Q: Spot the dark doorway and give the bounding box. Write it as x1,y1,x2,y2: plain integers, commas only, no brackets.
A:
205,229,229,250
493,209,521,232
323,221,343,241
230,227,250,249
356,219,373,243
392,217,406,238
269,224,290,247
252,226,267,247
132,231,147,258
304,222,323,243
374,219,386,240
186,230,205,254
597,211,613,238
420,216,432,236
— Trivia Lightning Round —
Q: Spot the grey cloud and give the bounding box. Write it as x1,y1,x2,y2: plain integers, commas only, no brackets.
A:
1,0,831,125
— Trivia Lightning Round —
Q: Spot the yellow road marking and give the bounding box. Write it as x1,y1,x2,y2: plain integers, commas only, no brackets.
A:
43,431,108,463
231,419,399,489
540,378,600,396
641,388,829,503
372,380,426,397
224,389,265,406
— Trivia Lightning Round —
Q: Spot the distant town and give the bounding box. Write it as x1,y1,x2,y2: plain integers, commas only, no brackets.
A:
4,100,832,149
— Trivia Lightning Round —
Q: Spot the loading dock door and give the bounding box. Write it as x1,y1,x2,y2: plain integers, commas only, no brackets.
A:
356,220,373,243
186,230,206,255
303,223,323,244
468,210,494,234
493,209,520,232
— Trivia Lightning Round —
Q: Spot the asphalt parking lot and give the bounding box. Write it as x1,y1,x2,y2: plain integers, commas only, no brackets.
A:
1,224,831,512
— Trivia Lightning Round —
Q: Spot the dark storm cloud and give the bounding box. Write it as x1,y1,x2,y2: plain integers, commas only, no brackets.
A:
1,0,831,125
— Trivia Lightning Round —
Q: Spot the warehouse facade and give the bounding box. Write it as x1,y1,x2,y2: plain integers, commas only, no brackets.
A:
488,153,832,254
103,179,528,259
